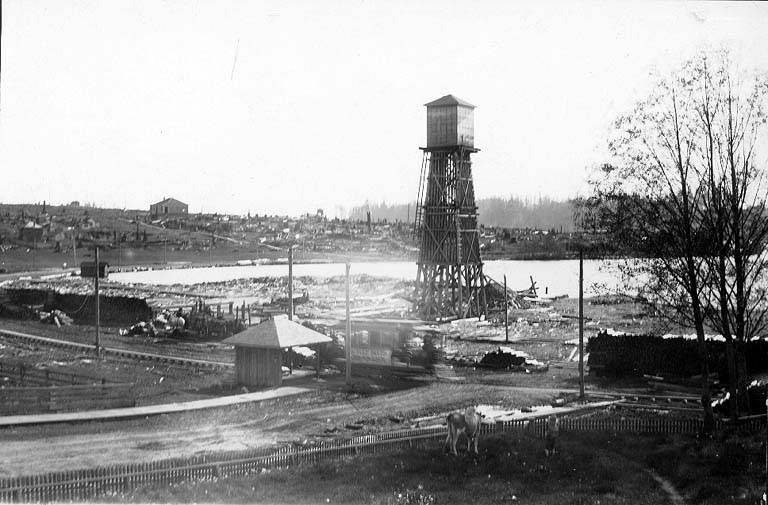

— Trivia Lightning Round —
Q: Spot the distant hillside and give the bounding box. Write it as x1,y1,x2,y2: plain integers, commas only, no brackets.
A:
349,196,575,232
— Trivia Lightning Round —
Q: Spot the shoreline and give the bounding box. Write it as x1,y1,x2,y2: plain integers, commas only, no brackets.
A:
1,255,618,281
1,244,641,277
2,256,619,305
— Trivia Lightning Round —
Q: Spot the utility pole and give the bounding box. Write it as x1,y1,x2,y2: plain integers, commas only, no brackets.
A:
504,275,509,343
210,234,214,266
579,248,585,400
345,262,352,385
72,233,77,268
164,234,168,264
94,246,101,353
288,246,294,320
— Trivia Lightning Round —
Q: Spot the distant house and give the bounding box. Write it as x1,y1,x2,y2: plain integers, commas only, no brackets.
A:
150,197,188,217
19,221,44,243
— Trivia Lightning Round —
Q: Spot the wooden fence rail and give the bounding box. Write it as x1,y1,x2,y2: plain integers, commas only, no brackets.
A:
0,413,763,502
0,383,136,415
0,361,113,387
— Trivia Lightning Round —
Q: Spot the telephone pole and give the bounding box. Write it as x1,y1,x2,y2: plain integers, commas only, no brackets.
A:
579,249,585,399
504,275,509,343
345,262,352,385
94,246,101,353
72,232,78,268
288,246,294,320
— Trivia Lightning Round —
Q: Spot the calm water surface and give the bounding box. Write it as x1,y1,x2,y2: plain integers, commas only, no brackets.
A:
111,259,626,298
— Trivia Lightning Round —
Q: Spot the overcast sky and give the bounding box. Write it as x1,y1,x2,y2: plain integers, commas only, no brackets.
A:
1,1,767,217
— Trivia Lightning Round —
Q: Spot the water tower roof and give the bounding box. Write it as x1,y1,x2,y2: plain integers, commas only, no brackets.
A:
424,94,475,108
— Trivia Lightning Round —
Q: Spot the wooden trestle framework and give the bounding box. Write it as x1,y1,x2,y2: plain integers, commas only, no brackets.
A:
414,146,488,320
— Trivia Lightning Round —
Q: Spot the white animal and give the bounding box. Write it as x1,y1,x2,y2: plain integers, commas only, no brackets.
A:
544,415,559,456
154,310,185,335
444,407,482,455
166,315,185,331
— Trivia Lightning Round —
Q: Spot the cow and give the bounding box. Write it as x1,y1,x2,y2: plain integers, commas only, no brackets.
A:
444,406,482,455
544,415,559,456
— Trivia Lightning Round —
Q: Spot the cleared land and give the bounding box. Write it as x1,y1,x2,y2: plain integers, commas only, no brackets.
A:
0,275,740,503
0,295,685,478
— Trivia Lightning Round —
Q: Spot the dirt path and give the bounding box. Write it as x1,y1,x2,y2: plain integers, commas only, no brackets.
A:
0,381,559,477
601,445,687,505
0,423,283,478
647,469,686,505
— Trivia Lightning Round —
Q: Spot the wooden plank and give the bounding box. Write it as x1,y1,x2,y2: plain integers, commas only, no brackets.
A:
0,383,136,415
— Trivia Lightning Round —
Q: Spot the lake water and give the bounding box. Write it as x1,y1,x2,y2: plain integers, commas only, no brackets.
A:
111,259,625,298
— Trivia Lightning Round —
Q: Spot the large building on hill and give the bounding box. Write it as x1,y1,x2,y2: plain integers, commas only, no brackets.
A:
150,197,188,217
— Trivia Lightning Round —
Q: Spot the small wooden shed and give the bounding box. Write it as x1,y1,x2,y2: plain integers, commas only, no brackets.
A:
80,261,110,279
223,315,332,388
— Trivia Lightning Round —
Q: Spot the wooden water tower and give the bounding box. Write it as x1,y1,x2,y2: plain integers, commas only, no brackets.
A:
413,95,487,320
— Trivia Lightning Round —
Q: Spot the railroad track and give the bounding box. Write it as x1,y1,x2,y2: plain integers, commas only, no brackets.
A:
1,405,751,503
0,328,233,371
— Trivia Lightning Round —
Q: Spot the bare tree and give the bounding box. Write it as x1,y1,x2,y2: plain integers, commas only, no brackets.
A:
695,52,768,418
585,52,768,426
588,58,719,433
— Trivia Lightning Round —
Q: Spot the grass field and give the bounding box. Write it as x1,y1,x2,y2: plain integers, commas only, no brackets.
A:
101,429,742,504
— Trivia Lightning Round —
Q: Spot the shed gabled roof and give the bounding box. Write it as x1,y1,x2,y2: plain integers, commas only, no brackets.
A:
222,314,332,349
153,197,187,207
424,94,475,108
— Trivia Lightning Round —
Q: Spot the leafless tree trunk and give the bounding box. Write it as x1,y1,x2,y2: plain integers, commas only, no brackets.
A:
697,53,768,418
596,73,716,433
584,51,768,427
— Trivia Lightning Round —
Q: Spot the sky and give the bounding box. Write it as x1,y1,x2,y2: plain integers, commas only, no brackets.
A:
1,0,768,218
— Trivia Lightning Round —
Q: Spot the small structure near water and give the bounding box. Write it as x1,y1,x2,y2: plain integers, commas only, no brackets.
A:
223,315,331,388
80,261,109,279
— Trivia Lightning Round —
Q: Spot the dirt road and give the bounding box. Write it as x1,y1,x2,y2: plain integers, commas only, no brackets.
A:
0,380,564,477
0,296,671,479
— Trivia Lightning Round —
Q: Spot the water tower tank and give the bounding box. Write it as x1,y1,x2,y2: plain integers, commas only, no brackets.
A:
425,94,475,149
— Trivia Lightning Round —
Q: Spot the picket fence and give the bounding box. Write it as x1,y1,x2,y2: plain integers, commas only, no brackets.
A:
0,416,765,502
0,412,763,503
